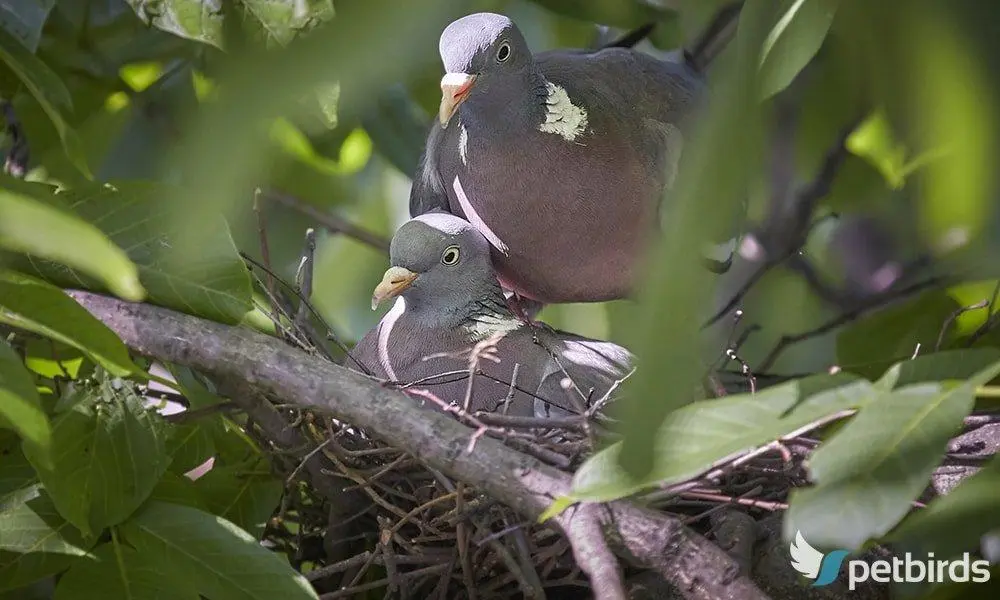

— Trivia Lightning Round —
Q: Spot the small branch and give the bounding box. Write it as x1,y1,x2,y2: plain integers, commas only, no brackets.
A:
266,190,390,253
937,299,988,351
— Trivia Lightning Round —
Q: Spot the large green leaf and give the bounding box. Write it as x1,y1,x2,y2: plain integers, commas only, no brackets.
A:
10,181,253,324
740,0,840,99
21,376,171,537
0,271,138,376
785,359,1000,550
892,455,1000,558
0,342,51,466
53,541,200,600
242,0,335,46
121,501,318,600
0,0,55,52
194,463,282,539
878,348,1000,390
0,488,93,592
126,0,224,49
837,291,963,369
570,374,874,502
0,24,88,175
0,181,143,301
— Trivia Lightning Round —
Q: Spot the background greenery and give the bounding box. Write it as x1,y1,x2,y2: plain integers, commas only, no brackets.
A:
3,0,1000,598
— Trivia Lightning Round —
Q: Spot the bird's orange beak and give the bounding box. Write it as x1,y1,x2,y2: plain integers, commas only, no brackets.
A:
371,266,418,310
439,73,477,126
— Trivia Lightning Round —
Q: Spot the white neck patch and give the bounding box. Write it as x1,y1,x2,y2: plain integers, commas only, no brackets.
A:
463,313,523,342
377,297,406,381
452,176,509,255
458,123,469,165
539,81,589,142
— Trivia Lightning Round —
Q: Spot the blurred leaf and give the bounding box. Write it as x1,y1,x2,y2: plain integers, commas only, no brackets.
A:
0,179,144,301
0,0,55,52
0,271,138,376
837,291,962,369
126,0,224,49
243,0,335,47
121,501,319,600
785,360,1000,550
22,376,171,536
892,455,1000,558
877,348,1000,390
0,488,93,593
743,0,839,99
53,541,200,600
526,0,669,30
0,24,89,176
571,374,872,502
314,80,339,128
361,85,430,177
194,463,282,539
10,181,253,324
0,342,51,467
846,110,909,190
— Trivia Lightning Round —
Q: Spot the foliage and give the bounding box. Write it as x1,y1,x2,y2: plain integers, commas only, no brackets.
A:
1,0,1000,598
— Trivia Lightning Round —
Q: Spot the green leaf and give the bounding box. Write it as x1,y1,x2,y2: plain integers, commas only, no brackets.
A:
745,0,840,99
0,489,93,592
121,501,319,600
785,360,1000,550
166,422,217,476
9,181,253,324
837,291,962,370
571,374,874,502
0,182,144,301
242,0,335,47
0,24,89,176
0,342,51,467
21,376,171,537
877,348,1000,390
21,339,85,380
126,0,224,49
0,271,138,376
0,442,37,502
892,455,1000,558
53,541,200,600
0,0,55,52
195,463,282,539
149,471,207,510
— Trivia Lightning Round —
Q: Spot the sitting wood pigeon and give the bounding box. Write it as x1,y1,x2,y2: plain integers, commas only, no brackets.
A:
349,213,633,417
410,11,735,304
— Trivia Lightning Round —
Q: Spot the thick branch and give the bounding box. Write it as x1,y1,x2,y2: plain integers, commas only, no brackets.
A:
70,291,768,600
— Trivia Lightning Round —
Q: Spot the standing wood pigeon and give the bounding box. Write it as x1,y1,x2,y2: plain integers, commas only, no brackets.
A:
349,213,633,417
410,12,733,305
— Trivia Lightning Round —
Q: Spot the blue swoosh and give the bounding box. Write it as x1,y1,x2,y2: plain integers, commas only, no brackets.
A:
813,550,850,586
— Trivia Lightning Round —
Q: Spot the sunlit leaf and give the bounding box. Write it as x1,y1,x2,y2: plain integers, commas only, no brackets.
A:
0,342,51,467
785,360,1000,550
53,541,200,600
9,181,252,324
572,374,873,501
22,376,171,536
0,179,144,301
194,463,282,539
126,0,224,49
121,501,319,600
0,271,138,376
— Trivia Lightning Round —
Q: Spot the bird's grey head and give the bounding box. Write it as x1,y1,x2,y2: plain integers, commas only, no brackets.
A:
436,13,533,126
371,213,500,313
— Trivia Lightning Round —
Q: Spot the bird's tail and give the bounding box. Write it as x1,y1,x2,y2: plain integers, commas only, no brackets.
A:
683,2,743,72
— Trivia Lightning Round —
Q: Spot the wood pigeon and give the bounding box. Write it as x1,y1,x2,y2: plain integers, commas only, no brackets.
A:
409,12,731,305
350,213,633,417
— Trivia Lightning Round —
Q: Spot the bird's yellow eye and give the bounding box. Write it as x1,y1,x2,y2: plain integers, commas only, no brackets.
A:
496,42,511,63
441,245,461,265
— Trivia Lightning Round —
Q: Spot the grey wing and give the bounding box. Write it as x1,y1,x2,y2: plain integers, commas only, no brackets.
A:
409,123,452,217
533,336,634,419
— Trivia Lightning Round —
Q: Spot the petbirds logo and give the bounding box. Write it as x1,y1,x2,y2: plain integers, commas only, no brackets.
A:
789,531,850,587
789,530,992,590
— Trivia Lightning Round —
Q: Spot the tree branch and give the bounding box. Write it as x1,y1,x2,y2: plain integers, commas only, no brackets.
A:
69,291,769,600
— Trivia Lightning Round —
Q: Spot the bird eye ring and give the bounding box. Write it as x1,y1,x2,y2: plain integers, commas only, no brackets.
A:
496,42,511,63
441,245,461,265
